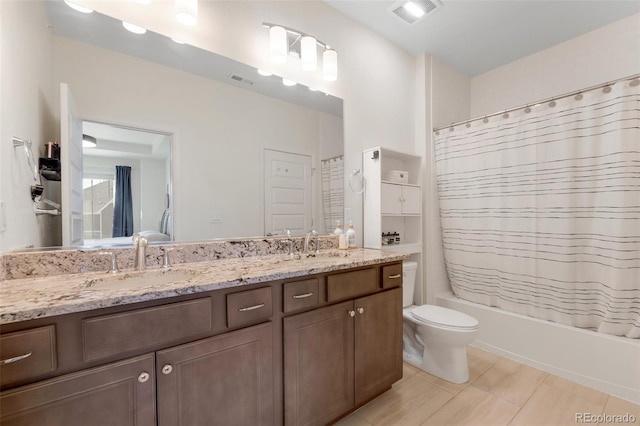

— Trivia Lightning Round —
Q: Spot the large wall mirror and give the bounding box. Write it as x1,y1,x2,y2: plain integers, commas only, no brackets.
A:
30,0,344,249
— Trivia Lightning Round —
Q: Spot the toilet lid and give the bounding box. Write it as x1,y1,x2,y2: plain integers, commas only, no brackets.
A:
411,305,479,330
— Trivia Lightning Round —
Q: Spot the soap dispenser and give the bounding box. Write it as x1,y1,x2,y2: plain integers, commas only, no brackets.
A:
346,221,356,248
334,220,343,235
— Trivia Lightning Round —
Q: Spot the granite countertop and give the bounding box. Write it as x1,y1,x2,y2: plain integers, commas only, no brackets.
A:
0,248,406,324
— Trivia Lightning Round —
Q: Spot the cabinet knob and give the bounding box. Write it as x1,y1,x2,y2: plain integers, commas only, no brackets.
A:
138,372,150,383
162,364,173,375
348,310,355,317
357,307,364,314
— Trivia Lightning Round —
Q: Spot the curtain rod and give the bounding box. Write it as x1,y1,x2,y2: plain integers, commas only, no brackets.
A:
433,73,640,132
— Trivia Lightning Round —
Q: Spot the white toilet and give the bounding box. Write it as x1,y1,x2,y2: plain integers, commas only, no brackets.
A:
402,261,479,384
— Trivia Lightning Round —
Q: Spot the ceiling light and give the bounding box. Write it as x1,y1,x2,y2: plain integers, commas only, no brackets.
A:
308,87,318,92
323,49,338,82
258,69,273,76
269,26,288,64
122,21,147,34
282,78,296,87
176,0,198,26
403,1,425,18
171,38,186,44
64,1,93,14
265,23,338,81
301,36,317,71
82,135,97,148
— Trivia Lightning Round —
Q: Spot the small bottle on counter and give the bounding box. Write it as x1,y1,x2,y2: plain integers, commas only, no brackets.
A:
334,220,343,235
346,221,356,248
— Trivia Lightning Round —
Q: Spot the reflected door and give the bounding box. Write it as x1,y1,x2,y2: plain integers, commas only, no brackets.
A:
264,149,312,236
60,83,84,247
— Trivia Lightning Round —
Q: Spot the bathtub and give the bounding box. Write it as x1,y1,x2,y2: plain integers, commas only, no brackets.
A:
437,293,640,404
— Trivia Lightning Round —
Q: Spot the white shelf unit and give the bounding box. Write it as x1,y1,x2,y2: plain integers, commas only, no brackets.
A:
363,147,422,255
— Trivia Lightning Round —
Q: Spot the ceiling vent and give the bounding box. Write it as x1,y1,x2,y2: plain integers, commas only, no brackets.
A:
229,74,254,85
391,0,442,24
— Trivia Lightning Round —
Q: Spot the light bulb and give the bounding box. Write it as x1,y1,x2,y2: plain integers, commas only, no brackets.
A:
270,26,288,64
64,1,93,13
176,0,198,26
323,49,338,82
301,36,317,71
282,78,297,87
122,21,147,35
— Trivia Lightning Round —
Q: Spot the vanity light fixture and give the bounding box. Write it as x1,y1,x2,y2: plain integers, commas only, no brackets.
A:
64,0,93,14
122,21,147,34
282,78,297,87
82,134,97,148
257,69,273,77
264,23,338,81
176,0,198,26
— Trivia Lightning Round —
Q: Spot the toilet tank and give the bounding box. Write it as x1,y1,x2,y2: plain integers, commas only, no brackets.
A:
402,261,418,307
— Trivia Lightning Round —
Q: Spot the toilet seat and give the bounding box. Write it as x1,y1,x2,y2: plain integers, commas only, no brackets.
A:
410,305,479,330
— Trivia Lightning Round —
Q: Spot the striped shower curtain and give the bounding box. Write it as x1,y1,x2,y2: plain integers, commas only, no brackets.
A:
434,78,640,338
321,156,344,233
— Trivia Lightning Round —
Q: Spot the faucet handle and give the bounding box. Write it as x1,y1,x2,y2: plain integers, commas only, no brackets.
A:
162,247,174,268
99,251,120,274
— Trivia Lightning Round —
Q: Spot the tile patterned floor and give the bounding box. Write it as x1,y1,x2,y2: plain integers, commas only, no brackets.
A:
334,347,640,426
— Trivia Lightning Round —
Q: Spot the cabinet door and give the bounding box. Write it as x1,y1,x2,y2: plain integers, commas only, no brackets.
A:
0,354,155,426
354,288,403,406
400,185,421,215
156,322,273,426
284,301,354,426
380,183,402,215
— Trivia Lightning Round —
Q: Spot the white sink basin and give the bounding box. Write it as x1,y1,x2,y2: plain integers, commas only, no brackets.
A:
84,269,198,291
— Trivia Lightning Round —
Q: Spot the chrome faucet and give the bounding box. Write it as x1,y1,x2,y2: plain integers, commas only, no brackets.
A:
304,229,319,254
284,229,294,256
132,233,148,271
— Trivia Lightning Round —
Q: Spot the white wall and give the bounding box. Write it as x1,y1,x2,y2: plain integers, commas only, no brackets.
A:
140,158,168,232
471,13,640,117
52,36,336,241
431,58,471,130
82,0,417,246
0,1,57,251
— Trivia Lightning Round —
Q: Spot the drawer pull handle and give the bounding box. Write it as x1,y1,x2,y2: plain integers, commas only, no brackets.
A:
238,303,265,312
0,352,33,365
162,364,173,375
357,307,364,314
349,310,356,317
388,274,402,279
138,372,150,383
292,292,314,299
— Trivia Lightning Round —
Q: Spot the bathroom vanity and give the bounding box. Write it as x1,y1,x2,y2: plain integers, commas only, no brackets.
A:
0,248,404,425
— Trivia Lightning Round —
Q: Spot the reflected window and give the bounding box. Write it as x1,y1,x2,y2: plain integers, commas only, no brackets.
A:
83,177,115,239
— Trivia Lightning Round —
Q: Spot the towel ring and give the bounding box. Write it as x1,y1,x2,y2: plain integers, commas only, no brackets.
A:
349,169,366,194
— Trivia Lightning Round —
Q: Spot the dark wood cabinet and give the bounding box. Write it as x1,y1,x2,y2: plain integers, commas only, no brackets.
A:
157,322,274,426
283,287,403,426
1,260,403,426
354,287,403,405
0,354,156,426
283,301,355,426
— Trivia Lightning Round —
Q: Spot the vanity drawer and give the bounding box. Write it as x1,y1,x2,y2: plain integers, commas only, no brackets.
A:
283,278,320,313
83,298,212,362
0,325,57,387
381,263,403,289
227,287,273,328
326,268,377,303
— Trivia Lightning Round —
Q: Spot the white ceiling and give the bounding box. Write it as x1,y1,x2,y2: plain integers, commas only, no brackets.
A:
324,0,640,76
